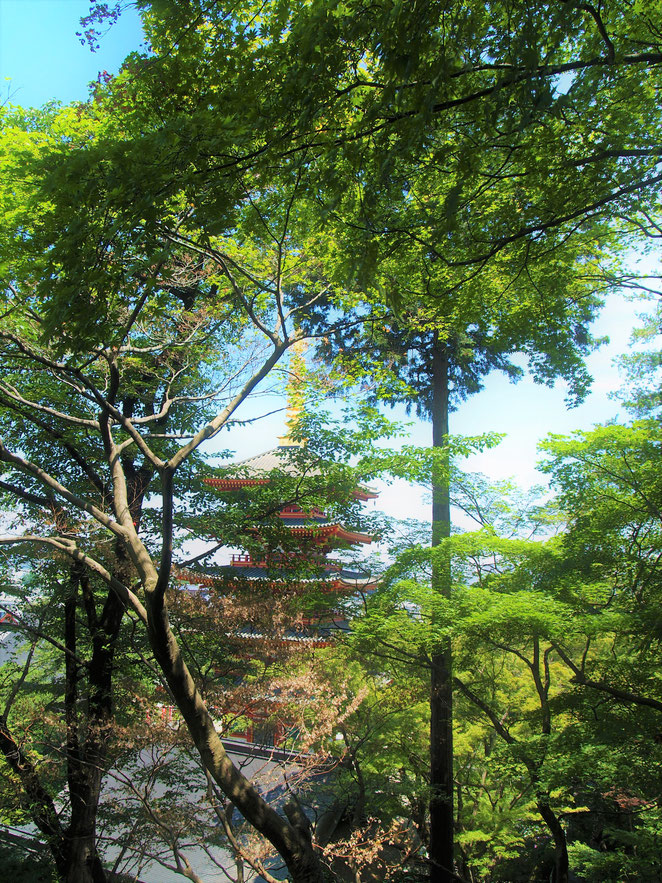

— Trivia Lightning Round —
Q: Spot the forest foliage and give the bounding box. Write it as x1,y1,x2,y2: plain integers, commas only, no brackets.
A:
0,2,662,882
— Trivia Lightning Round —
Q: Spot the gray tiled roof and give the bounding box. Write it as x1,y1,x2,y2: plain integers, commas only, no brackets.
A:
277,516,329,526
217,565,336,581
219,565,375,587
231,446,318,476
215,446,377,497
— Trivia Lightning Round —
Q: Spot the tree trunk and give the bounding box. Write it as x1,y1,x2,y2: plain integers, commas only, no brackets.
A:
537,800,569,883
429,333,455,883
64,832,106,883
62,579,106,883
144,589,323,883
61,568,125,883
0,714,67,875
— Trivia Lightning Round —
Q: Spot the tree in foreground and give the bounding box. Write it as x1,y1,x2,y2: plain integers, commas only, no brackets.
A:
4,1,662,879
0,95,369,880
308,212,608,881
346,387,662,881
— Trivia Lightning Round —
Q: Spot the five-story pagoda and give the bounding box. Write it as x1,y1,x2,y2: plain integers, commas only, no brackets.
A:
179,369,378,747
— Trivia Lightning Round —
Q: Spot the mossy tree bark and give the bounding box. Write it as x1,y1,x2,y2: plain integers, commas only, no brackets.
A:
429,333,455,883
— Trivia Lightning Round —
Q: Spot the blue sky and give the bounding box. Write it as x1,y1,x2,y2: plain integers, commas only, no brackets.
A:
0,0,655,519
0,0,144,106
221,290,648,523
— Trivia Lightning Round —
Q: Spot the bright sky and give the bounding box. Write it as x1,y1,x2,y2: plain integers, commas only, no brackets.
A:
0,0,144,107
1,0,656,525
221,290,650,524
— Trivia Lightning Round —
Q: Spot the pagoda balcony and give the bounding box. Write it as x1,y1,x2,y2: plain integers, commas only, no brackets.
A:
231,553,263,567
230,553,339,570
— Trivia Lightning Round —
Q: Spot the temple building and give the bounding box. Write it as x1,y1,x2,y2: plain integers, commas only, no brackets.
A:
177,434,378,746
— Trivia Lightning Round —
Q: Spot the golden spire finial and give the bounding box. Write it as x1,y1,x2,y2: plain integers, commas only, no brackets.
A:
278,339,308,447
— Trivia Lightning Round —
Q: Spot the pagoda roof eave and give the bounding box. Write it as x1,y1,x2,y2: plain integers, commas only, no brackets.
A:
204,477,269,489
175,567,378,593
352,487,379,501
205,476,379,501
282,524,373,544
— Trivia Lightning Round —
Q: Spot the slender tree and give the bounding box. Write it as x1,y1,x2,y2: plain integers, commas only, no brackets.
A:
0,101,362,882
4,3,662,879
309,223,604,878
